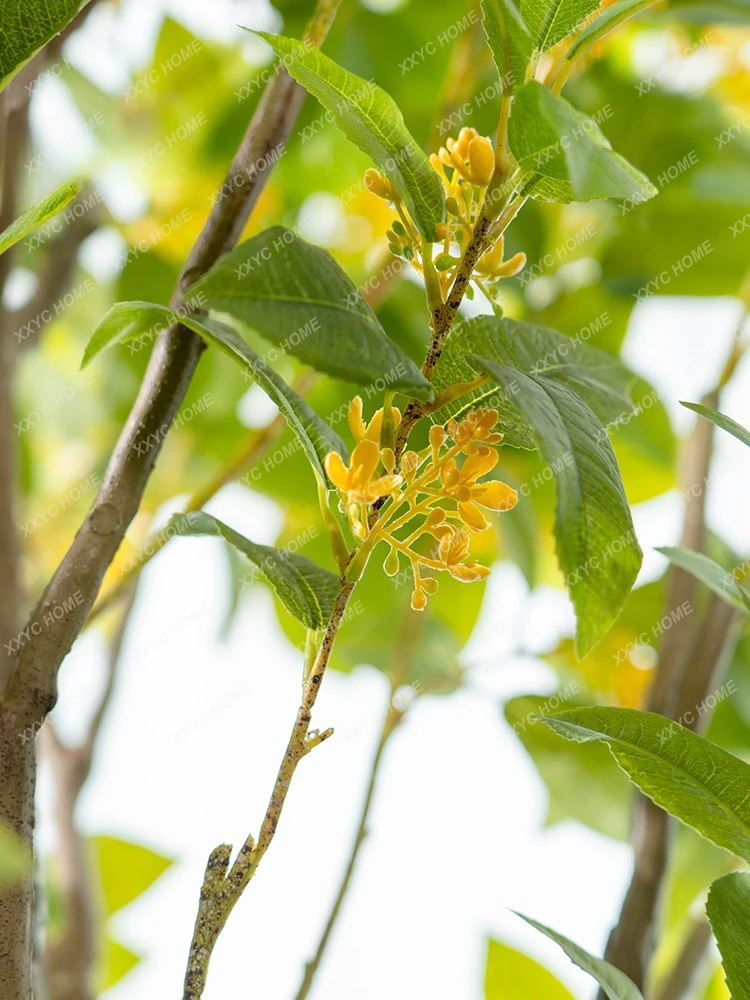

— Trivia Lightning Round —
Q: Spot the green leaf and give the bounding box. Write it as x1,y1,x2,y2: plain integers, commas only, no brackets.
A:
481,0,534,94
509,82,657,203
97,936,141,993
681,402,750,449
175,312,349,485
540,706,750,864
505,694,633,839
0,822,31,887
189,227,433,400
469,354,641,656
80,301,174,369
0,1,90,92
252,33,445,241
168,511,340,630
0,180,80,255
706,872,750,1000
518,913,645,1000
484,937,576,999
521,0,602,50
567,1,658,60
432,315,636,450
656,546,750,614
90,835,173,916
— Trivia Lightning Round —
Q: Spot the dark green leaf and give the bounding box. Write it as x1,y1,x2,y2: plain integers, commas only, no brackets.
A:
521,0,601,50
470,354,641,655
540,706,750,864
0,2,90,91
681,401,750,449
168,511,340,630
518,913,645,1000
176,311,348,484
80,301,174,369
656,546,750,614
432,315,636,449
190,227,433,400
0,180,80,255
706,872,750,1000
252,33,445,241
481,0,534,94
509,82,657,203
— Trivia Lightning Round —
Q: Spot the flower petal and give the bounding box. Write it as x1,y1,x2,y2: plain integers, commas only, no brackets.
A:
350,440,380,486
364,474,403,501
460,446,498,483
347,397,366,441
472,481,518,512
324,451,351,492
459,500,491,532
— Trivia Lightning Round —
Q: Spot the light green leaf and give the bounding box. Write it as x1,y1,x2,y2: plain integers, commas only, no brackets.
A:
681,402,750,449
0,822,31,887
509,82,657,203
518,913,645,1000
0,1,90,92
98,936,141,993
0,180,79,255
251,33,445,241
656,546,750,614
567,1,658,60
190,227,433,400
168,511,340,630
521,0,601,50
432,315,636,449
175,312,348,485
540,706,750,864
484,937,576,999
481,0,534,94
90,835,173,917
80,301,174,369
469,354,641,656
706,872,750,1000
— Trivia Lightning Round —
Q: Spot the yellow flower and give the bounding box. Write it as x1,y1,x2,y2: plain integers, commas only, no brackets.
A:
325,440,402,505
447,408,505,450
347,396,401,444
436,528,490,581
441,446,518,531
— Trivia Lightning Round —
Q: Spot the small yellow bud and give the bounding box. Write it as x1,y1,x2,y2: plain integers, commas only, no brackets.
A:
401,451,420,483
436,222,450,240
468,136,495,186
364,168,393,200
425,508,446,529
381,447,396,474
384,548,400,577
411,587,427,611
421,577,439,595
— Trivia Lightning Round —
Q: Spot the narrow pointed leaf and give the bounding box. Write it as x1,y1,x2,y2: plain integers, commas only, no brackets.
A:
90,835,173,916
540,706,750,864
80,301,174,369
681,401,750,449
521,0,601,50
1,2,90,92
252,33,445,241
481,0,534,94
168,511,340,630
656,546,750,614
509,81,657,203
706,872,750,1000
0,180,80,255
517,914,645,1000
176,312,348,484
567,1,658,60
190,227,432,399
469,354,641,655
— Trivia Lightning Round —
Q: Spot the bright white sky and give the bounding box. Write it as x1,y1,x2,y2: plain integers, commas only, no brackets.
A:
29,2,750,997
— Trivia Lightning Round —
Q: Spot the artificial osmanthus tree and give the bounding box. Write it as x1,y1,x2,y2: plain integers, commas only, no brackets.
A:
1,1,750,1000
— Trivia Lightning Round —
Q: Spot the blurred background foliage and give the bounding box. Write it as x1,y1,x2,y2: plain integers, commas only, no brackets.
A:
5,0,750,993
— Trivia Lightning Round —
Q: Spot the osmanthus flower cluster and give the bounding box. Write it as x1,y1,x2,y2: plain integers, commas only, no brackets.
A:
325,398,518,611
364,127,526,305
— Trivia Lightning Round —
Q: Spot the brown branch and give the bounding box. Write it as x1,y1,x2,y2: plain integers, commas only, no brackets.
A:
40,587,137,1000
599,388,730,992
